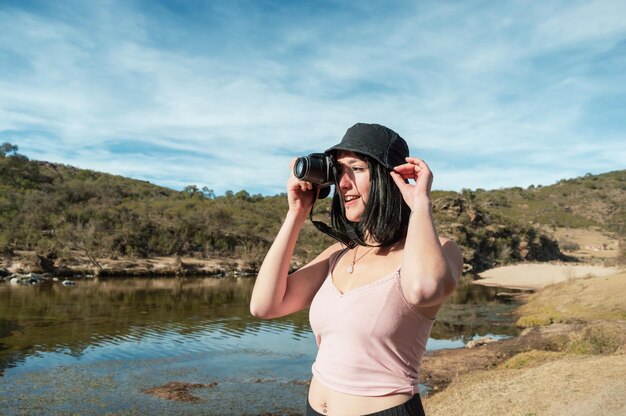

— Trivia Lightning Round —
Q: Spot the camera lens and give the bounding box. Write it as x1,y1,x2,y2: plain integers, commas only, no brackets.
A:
293,153,333,185
294,157,309,179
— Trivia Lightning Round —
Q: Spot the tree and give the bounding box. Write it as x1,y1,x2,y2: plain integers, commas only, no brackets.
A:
0,142,19,157
202,186,215,199
235,190,250,200
461,188,476,203
182,185,201,197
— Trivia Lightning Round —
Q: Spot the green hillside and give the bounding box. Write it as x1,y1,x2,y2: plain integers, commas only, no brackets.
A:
1,146,623,273
0,149,330,269
469,170,625,235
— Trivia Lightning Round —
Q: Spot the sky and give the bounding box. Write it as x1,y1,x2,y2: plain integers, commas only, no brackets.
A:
1,0,625,196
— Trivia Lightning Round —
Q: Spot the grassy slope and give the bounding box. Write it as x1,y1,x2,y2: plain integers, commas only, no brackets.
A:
471,170,625,234
424,271,626,416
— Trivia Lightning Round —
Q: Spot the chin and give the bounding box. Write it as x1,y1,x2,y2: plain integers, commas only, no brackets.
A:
345,211,364,223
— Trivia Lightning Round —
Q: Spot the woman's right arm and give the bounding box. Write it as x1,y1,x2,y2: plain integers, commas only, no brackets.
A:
249,160,339,319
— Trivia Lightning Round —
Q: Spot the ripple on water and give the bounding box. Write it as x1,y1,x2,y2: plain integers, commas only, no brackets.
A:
0,277,521,414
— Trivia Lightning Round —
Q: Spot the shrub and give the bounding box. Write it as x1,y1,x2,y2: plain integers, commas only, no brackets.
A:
560,241,580,252
566,324,624,355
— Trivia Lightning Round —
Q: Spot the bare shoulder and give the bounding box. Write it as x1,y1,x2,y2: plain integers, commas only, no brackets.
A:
294,242,346,274
311,242,346,264
266,242,347,318
319,242,347,258
438,237,464,279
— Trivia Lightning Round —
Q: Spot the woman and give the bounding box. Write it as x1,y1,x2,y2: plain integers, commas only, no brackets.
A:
250,123,463,416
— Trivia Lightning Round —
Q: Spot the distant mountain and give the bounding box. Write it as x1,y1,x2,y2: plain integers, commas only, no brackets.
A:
1,149,623,273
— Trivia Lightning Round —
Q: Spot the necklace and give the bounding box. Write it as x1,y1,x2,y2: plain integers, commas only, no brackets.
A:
347,246,375,274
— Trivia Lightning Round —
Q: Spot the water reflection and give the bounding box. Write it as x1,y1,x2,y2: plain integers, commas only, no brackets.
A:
0,278,304,374
0,275,519,377
434,277,521,343
0,276,523,413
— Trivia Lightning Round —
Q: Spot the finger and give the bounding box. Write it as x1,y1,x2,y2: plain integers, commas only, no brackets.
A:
297,180,314,192
393,163,417,173
405,157,430,170
390,171,410,189
393,164,419,179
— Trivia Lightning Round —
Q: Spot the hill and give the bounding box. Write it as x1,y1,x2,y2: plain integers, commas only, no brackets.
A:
0,150,328,273
1,148,623,275
469,170,625,234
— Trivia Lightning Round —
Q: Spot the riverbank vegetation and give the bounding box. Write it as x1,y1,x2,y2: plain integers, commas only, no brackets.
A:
1,143,624,275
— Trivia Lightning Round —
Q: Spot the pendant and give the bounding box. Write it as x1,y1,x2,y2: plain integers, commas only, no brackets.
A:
347,264,354,274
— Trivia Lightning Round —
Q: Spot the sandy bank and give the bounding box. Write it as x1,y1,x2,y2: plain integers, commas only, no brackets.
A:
474,263,624,290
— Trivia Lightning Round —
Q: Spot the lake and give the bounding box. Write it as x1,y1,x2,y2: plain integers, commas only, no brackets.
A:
0,276,520,415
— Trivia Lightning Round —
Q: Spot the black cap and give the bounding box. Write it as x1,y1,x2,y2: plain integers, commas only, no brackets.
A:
325,123,409,169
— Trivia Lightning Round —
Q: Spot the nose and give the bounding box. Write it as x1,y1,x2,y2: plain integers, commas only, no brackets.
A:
338,168,353,190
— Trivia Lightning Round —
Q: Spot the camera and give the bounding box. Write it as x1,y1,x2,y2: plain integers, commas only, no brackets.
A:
293,153,336,198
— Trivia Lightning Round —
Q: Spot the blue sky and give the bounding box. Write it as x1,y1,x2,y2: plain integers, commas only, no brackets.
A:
1,0,625,196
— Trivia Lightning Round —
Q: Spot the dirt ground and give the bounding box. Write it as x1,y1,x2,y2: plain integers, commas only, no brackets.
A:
422,271,626,416
542,226,621,261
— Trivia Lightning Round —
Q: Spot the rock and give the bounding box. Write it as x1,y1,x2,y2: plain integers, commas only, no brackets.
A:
7,253,56,274
7,273,47,285
61,279,76,286
142,381,217,403
466,336,498,349
234,269,255,277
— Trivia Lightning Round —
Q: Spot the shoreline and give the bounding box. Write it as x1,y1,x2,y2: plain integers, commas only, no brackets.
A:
3,251,622,282
0,251,258,279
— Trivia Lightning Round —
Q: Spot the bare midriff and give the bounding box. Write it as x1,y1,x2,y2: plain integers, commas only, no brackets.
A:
308,376,412,415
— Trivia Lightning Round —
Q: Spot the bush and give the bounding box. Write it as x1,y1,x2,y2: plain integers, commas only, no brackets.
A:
560,241,580,252
566,324,624,355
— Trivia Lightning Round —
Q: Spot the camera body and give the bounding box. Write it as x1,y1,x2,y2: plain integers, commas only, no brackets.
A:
293,153,336,198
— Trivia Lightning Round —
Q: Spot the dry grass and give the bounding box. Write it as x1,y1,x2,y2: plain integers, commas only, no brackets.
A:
423,354,626,416
425,269,626,415
515,271,626,327
547,226,620,260
566,323,626,355
499,350,564,370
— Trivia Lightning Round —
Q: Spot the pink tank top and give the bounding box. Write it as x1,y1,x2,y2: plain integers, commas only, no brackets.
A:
309,249,435,396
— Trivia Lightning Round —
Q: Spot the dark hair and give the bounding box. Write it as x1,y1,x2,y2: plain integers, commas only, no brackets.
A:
330,153,410,246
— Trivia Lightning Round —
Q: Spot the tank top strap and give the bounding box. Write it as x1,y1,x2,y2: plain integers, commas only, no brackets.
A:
328,248,350,273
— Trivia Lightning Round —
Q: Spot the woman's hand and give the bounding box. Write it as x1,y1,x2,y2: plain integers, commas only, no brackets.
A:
287,158,317,215
390,157,433,210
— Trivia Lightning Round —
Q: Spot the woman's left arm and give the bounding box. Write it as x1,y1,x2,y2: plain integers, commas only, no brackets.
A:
390,157,464,307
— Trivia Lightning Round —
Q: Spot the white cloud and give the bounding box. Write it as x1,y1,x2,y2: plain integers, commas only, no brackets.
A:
0,0,624,196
